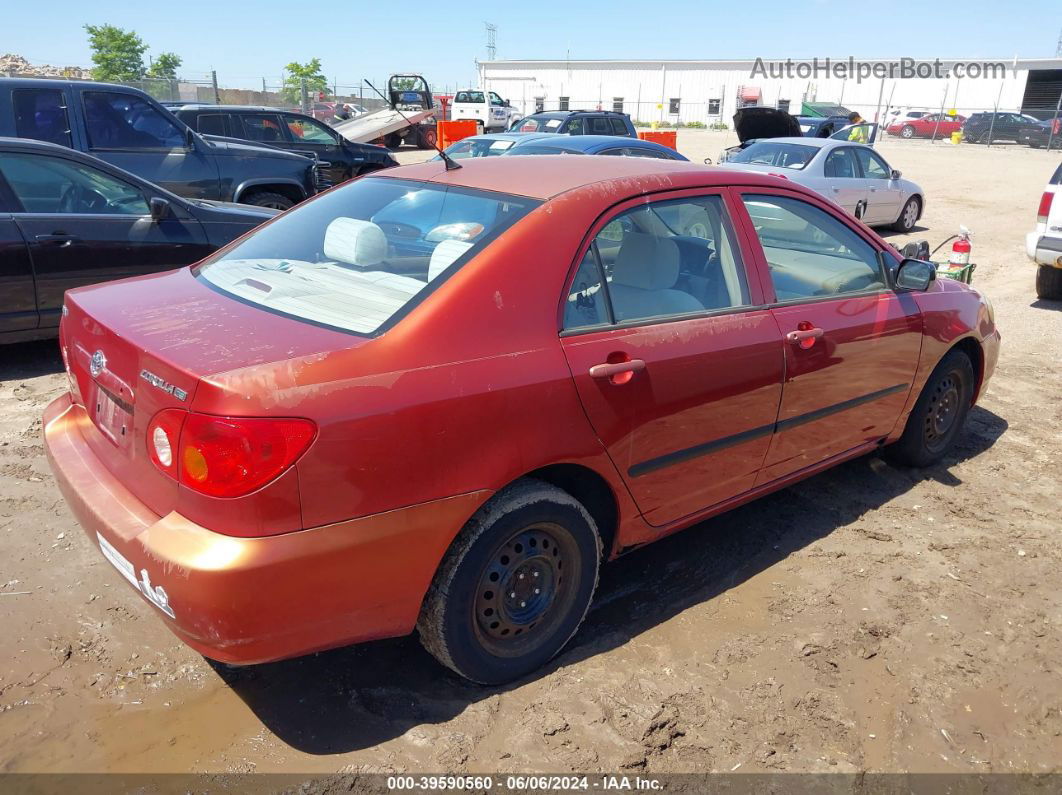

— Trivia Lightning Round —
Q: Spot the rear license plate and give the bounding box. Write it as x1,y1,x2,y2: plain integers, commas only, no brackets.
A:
92,385,131,446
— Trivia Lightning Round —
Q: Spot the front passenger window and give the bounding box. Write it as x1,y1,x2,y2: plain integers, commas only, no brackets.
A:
0,153,149,215
742,194,885,300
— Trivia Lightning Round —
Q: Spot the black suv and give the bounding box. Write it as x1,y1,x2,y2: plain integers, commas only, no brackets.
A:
963,112,1042,144
1,79,318,209
171,105,398,188
510,110,637,137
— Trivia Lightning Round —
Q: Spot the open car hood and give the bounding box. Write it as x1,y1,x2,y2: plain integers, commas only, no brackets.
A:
733,107,802,143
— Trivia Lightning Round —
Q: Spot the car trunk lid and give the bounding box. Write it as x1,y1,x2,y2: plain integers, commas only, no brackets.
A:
733,107,803,143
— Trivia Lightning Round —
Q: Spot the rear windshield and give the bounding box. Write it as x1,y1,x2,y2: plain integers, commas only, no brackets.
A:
728,142,817,169
512,116,564,132
196,178,539,335
442,138,516,159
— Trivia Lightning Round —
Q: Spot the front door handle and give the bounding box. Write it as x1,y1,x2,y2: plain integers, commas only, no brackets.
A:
589,358,645,384
35,233,81,246
786,326,824,349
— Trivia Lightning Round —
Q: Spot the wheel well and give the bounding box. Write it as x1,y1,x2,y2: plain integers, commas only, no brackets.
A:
525,464,619,559
237,184,303,204
953,337,985,400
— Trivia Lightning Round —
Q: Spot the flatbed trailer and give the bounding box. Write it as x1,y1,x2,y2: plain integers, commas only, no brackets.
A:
334,74,437,149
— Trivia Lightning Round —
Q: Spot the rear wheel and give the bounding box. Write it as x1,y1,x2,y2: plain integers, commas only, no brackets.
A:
900,125,915,139
384,132,402,149
887,349,975,467
1036,265,1062,300
417,479,601,684
418,127,438,149
241,191,294,210
891,196,921,232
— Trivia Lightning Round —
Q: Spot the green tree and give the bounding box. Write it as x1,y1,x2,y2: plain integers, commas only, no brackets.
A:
84,24,147,81
147,52,182,80
282,58,328,104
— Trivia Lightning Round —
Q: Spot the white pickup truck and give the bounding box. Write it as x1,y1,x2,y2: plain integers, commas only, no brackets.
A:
450,90,521,133
1027,161,1062,300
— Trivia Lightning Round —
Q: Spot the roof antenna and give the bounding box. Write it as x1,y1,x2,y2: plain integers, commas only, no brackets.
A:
363,79,461,171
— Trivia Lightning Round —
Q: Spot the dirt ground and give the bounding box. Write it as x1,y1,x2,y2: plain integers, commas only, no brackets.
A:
1,130,1060,776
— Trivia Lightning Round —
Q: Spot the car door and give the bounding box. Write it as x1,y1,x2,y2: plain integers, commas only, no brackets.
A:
0,150,211,328
80,89,221,200
559,189,785,527
735,190,921,484
280,114,350,184
0,176,36,332
853,147,903,225
821,147,868,219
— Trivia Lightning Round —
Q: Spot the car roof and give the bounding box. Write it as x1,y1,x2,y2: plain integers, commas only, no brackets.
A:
172,104,292,113
511,135,670,153
375,154,801,201
523,110,627,119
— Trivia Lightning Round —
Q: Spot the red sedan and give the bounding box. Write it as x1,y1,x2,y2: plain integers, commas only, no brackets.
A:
888,113,966,139
44,156,1000,684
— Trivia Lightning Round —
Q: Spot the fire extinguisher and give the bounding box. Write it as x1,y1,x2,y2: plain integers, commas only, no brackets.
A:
948,227,972,269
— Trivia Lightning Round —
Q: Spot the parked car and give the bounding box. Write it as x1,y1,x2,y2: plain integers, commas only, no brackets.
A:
1018,118,1062,150
450,89,522,132
797,115,850,138
719,107,878,163
963,112,1041,144
44,155,999,684
722,138,925,231
0,137,276,343
438,133,687,161
885,109,928,127
170,105,398,188
1,78,318,210
1026,161,1062,299
887,113,966,140
509,110,637,137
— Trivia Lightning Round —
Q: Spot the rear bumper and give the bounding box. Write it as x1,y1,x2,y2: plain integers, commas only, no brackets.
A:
43,394,488,664
1026,232,1062,268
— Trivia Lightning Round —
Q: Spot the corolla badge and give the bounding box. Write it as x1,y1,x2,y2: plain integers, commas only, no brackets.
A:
140,369,188,401
89,350,107,378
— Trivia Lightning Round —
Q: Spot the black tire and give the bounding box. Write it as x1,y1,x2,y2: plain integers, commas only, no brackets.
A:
887,349,975,467
1036,265,1062,300
384,133,402,149
900,125,915,139
417,479,601,685
891,196,921,232
418,127,438,150
241,191,294,211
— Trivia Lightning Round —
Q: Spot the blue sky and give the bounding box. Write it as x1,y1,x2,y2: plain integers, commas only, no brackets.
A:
8,0,1059,91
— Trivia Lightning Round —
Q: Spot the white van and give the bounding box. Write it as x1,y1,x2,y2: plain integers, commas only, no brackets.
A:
450,90,521,132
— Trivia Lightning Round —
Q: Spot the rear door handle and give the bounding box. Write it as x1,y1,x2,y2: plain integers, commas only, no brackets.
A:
589,359,645,384
35,234,81,246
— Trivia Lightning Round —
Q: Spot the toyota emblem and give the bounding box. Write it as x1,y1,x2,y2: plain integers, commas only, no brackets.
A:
89,350,107,378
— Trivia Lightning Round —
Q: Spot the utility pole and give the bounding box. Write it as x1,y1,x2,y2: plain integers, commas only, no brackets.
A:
485,23,497,61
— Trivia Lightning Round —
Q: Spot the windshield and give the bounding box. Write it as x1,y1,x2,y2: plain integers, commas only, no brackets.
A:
728,142,817,169
509,145,586,156
197,178,539,335
511,116,564,132
441,138,516,160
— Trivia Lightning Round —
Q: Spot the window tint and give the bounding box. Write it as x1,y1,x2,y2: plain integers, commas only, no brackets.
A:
0,152,148,215
241,114,286,143
13,89,72,148
823,148,859,178
83,91,185,149
610,118,628,135
588,117,613,134
742,194,885,301
285,116,336,143
564,249,610,330
854,148,890,179
563,118,585,135
625,147,675,159
196,113,230,137
574,195,750,326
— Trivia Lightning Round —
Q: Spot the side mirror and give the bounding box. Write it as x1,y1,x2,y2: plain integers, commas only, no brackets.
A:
895,258,936,291
891,168,902,180
149,196,171,223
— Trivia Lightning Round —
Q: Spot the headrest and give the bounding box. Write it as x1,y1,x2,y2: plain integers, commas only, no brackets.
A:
613,233,680,291
428,239,474,281
323,218,387,267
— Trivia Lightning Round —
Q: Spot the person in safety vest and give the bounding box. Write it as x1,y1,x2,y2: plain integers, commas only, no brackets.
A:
847,112,868,143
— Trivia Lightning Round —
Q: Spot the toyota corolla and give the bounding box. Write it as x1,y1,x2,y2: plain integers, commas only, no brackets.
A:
44,156,999,684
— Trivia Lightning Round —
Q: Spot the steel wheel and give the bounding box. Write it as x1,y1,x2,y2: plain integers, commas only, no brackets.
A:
887,350,974,467
473,523,579,657
923,373,961,453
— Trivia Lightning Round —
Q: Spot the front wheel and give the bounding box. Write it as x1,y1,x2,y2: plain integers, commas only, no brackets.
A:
241,191,295,210
417,479,601,684
887,350,974,467
900,125,915,139
1036,265,1062,300
891,196,921,232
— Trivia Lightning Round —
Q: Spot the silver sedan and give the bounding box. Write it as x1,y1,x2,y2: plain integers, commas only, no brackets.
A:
721,137,925,232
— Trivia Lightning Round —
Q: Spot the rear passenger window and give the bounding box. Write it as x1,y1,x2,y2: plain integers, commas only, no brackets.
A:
742,194,885,301
196,113,230,137
588,117,612,134
565,195,751,329
13,89,72,148
610,118,629,136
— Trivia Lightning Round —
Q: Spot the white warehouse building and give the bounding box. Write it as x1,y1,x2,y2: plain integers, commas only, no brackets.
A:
478,57,1062,126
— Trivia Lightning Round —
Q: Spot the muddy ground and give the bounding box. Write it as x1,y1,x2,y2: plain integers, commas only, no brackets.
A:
1,131,1059,776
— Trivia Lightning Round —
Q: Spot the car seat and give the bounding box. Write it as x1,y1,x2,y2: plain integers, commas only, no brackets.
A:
609,233,703,321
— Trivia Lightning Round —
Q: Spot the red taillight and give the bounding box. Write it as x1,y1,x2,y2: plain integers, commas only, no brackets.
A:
147,410,316,498
1037,191,1053,225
